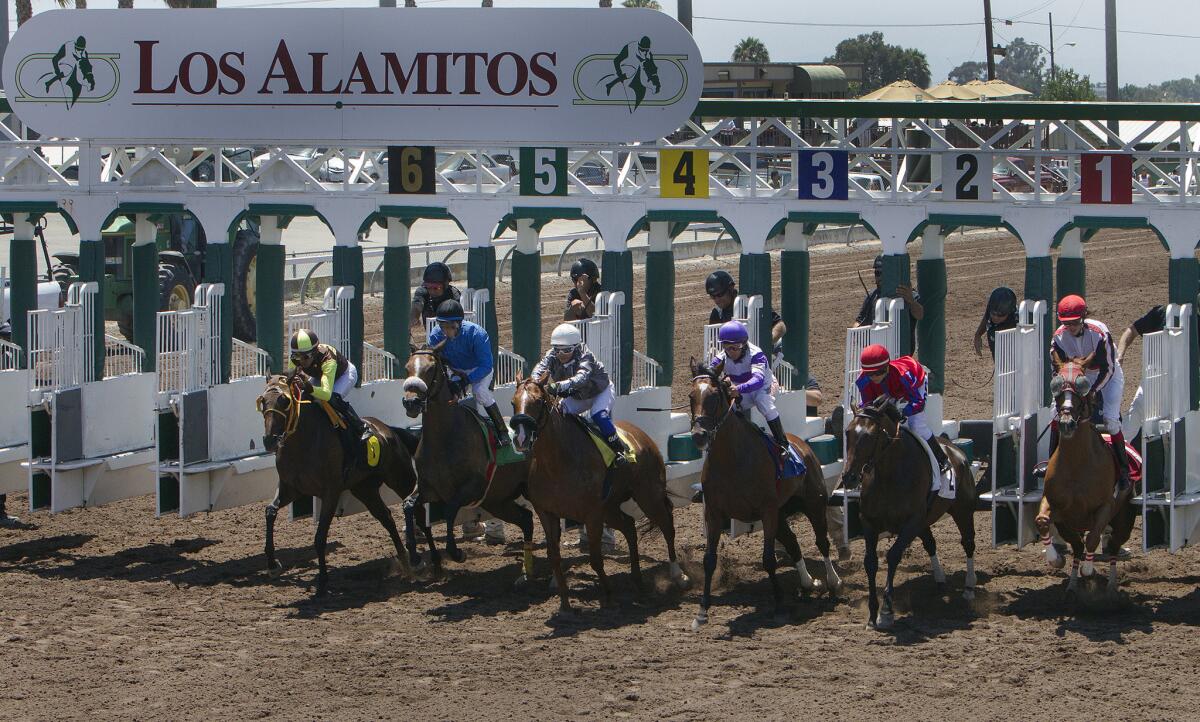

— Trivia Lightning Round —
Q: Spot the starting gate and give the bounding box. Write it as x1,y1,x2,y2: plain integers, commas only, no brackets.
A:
985,299,1051,548
1138,304,1200,551
26,282,155,513
0,336,27,495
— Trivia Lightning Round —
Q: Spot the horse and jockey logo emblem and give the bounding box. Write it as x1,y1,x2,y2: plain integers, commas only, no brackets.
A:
12,36,120,108
573,36,690,111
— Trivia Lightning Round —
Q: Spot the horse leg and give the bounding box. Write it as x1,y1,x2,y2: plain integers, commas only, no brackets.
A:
537,508,571,613
800,481,842,595
880,520,922,629
402,490,437,572
1058,527,1085,597
918,527,946,594
774,514,813,598
760,509,785,618
1034,495,1065,570
313,493,340,597
632,482,686,589
692,507,723,631
442,500,466,564
1103,504,1136,596
350,483,413,580
486,500,536,587
863,526,881,629
584,516,613,607
265,484,297,575
605,507,641,593
1081,511,1113,579
950,502,978,601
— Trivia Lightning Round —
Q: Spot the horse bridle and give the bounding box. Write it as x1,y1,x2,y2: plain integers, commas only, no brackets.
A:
405,348,449,411
509,378,559,446
690,374,738,437
257,375,307,446
846,404,902,481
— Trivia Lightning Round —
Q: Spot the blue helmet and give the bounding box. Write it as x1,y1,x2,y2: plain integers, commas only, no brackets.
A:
717,321,748,344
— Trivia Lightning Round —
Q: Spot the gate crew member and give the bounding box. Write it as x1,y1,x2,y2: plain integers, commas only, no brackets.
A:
709,321,802,467
1115,304,1167,441
856,344,953,492
854,255,923,352
288,329,369,478
410,261,462,327
565,258,603,321
1050,294,1131,493
705,270,786,361
533,323,628,464
428,299,512,448
973,286,1018,359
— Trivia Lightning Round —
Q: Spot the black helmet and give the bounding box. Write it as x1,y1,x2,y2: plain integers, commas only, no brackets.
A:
434,299,465,323
423,261,452,284
570,258,600,282
872,254,884,272
987,286,1018,317
705,270,735,297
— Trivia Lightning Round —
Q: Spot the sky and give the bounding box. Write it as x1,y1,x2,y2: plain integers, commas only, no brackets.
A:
5,0,1199,87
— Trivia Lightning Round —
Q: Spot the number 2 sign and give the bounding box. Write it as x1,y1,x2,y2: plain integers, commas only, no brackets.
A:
941,151,993,201
1081,153,1133,204
797,150,848,200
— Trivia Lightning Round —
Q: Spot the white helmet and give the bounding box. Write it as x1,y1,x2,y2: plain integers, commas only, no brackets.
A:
550,323,582,349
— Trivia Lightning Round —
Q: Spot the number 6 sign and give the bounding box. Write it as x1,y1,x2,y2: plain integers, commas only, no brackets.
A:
1081,153,1133,204
797,150,848,200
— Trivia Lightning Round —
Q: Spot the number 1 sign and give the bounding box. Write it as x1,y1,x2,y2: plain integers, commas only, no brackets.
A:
1081,153,1133,204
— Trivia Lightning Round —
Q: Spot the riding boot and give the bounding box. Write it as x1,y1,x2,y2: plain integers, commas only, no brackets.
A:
484,403,512,447
603,432,630,466
330,394,369,441
767,417,800,472
1033,424,1059,481
329,394,365,479
926,434,951,474
1110,430,1132,497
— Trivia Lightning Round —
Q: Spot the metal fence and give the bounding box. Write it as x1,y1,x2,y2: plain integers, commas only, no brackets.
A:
361,341,399,383
495,346,526,387
632,349,660,390
569,290,622,388
232,338,272,380
1142,303,1192,430
1,338,22,371
103,334,145,379
28,282,95,393
156,283,223,394
286,286,346,359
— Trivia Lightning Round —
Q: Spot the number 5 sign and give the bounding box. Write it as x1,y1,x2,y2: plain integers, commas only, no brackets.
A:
797,150,848,200
941,151,993,201
1081,153,1133,204
659,149,709,198
519,147,567,196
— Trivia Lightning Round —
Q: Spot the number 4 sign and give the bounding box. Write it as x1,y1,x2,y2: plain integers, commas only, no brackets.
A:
659,149,709,198
1081,153,1133,204
797,150,848,200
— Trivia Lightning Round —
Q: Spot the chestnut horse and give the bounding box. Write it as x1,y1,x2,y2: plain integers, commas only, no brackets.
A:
687,362,841,628
842,396,977,630
508,374,686,613
257,373,424,596
1034,360,1136,595
401,345,537,583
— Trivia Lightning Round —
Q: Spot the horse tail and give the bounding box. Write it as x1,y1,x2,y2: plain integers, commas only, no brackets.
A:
389,425,420,456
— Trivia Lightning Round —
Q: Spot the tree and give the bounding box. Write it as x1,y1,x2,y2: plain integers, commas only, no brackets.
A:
948,61,987,85
622,0,662,7
1040,68,1096,101
995,37,1045,95
600,0,612,6
16,0,32,25
732,37,770,64
825,32,929,93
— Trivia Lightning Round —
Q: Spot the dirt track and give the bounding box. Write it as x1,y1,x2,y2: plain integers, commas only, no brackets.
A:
3,228,1198,720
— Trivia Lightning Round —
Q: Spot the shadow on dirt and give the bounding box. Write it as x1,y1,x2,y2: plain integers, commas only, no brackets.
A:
0,533,95,565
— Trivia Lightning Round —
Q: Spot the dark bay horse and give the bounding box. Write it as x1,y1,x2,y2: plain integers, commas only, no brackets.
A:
401,345,536,583
509,374,686,613
1035,360,1136,595
257,373,425,596
842,397,977,630
687,362,840,629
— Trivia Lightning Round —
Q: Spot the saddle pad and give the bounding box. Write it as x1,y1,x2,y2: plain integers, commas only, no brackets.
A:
467,410,524,472
566,415,638,468
901,425,954,496
317,399,347,430
754,426,806,480
1101,434,1144,487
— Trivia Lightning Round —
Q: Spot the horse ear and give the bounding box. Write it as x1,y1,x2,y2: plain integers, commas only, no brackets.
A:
516,369,524,382
689,355,699,376
713,359,725,377
534,371,549,386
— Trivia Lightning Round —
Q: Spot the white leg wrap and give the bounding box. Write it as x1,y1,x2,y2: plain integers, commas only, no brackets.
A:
930,553,946,584
795,561,815,590
823,555,841,592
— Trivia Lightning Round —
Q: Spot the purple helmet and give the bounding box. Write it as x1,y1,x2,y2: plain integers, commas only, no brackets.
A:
717,321,748,344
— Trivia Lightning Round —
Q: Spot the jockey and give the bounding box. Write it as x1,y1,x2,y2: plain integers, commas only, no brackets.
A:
533,323,628,464
1050,294,1130,493
410,261,462,327
708,321,801,465
856,344,952,482
427,298,512,448
288,329,367,476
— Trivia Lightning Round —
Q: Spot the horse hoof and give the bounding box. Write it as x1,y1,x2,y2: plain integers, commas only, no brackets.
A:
513,574,531,590
449,548,467,564
267,560,283,578
692,615,708,632
1080,561,1095,577
963,588,976,602
875,613,894,630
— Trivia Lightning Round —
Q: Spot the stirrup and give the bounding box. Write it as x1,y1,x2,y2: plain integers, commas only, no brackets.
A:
1032,461,1049,480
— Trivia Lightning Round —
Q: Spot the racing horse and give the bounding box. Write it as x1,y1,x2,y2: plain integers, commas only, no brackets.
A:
842,396,977,630
687,361,841,629
401,344,537,583
257,373,427,596
508,374,686,613
1034,360,1137,596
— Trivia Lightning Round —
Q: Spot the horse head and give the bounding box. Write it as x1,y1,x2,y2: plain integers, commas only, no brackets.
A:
841,396,901,489
1051,360,1095,439
688,356,733,451
402,340,448,418
256,373,299,452
509,371,554,453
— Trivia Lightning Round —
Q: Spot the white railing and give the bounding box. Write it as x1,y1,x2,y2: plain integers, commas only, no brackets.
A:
1142,303,1191,431
632,349,660,390
993,299,1047,432
103,334,145,379
495,346,526,388
569,290,622,389
27,281,96,393
361,341,399,383
70,282,99,383
157,308,210,394
773,358,797,392
232,338,272,380
1,338,21,371
841,298,901,420
286,286,346,358
332,286,355,360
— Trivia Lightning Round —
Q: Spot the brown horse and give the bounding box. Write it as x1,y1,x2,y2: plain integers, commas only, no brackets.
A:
257,373,426,596
687,362,841,628
842,396,977,630
508,374,686,613
1034,360,1136,595
401,345,536,583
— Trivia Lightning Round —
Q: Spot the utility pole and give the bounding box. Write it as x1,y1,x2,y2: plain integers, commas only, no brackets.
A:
1049,13,1056,82
0,0,8,91
983,0,996,80
678,0,693,34
1105,0,1119,101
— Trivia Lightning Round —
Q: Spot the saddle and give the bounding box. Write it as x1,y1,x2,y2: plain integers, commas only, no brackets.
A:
1101,434,1144,489
458,399,524,469
753,425,806,481
565,415,638,469
902,426,955,499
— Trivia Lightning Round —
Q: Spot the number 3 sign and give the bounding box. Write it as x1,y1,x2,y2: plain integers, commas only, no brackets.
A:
797,150,848,200
1081,153,1133,204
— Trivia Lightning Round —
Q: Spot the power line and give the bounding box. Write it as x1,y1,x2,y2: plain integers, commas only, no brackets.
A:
693,15,982,29
1011,19,1200,40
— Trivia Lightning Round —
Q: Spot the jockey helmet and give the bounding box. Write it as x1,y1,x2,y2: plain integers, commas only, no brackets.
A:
289,329,319,353
569,258,599,282
705,270,735,297
1057,294,1087,322
987,286,1017,317
717,321,748,344
434,299,465,323
550,323,582,350
860,344,891,372
422,261,452,284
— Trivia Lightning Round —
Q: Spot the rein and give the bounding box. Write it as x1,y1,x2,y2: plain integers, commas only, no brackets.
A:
408,348,457,408
259,376,309,445
690,374,738,437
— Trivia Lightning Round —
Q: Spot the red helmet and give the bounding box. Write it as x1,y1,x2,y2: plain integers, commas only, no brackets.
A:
1057,294,1087,322
860,344,891,372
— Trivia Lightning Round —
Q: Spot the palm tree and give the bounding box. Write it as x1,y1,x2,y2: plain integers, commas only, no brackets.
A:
732,37,770,64
16,0,32,26
622,0,662,8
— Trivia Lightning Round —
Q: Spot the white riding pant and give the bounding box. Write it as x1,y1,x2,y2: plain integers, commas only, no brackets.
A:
902,409,933,439
737,387,780,422
560,384,615,417
453,368,495,409
1097,371,1124,427
1122,385,1145,439
333,363,359,398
